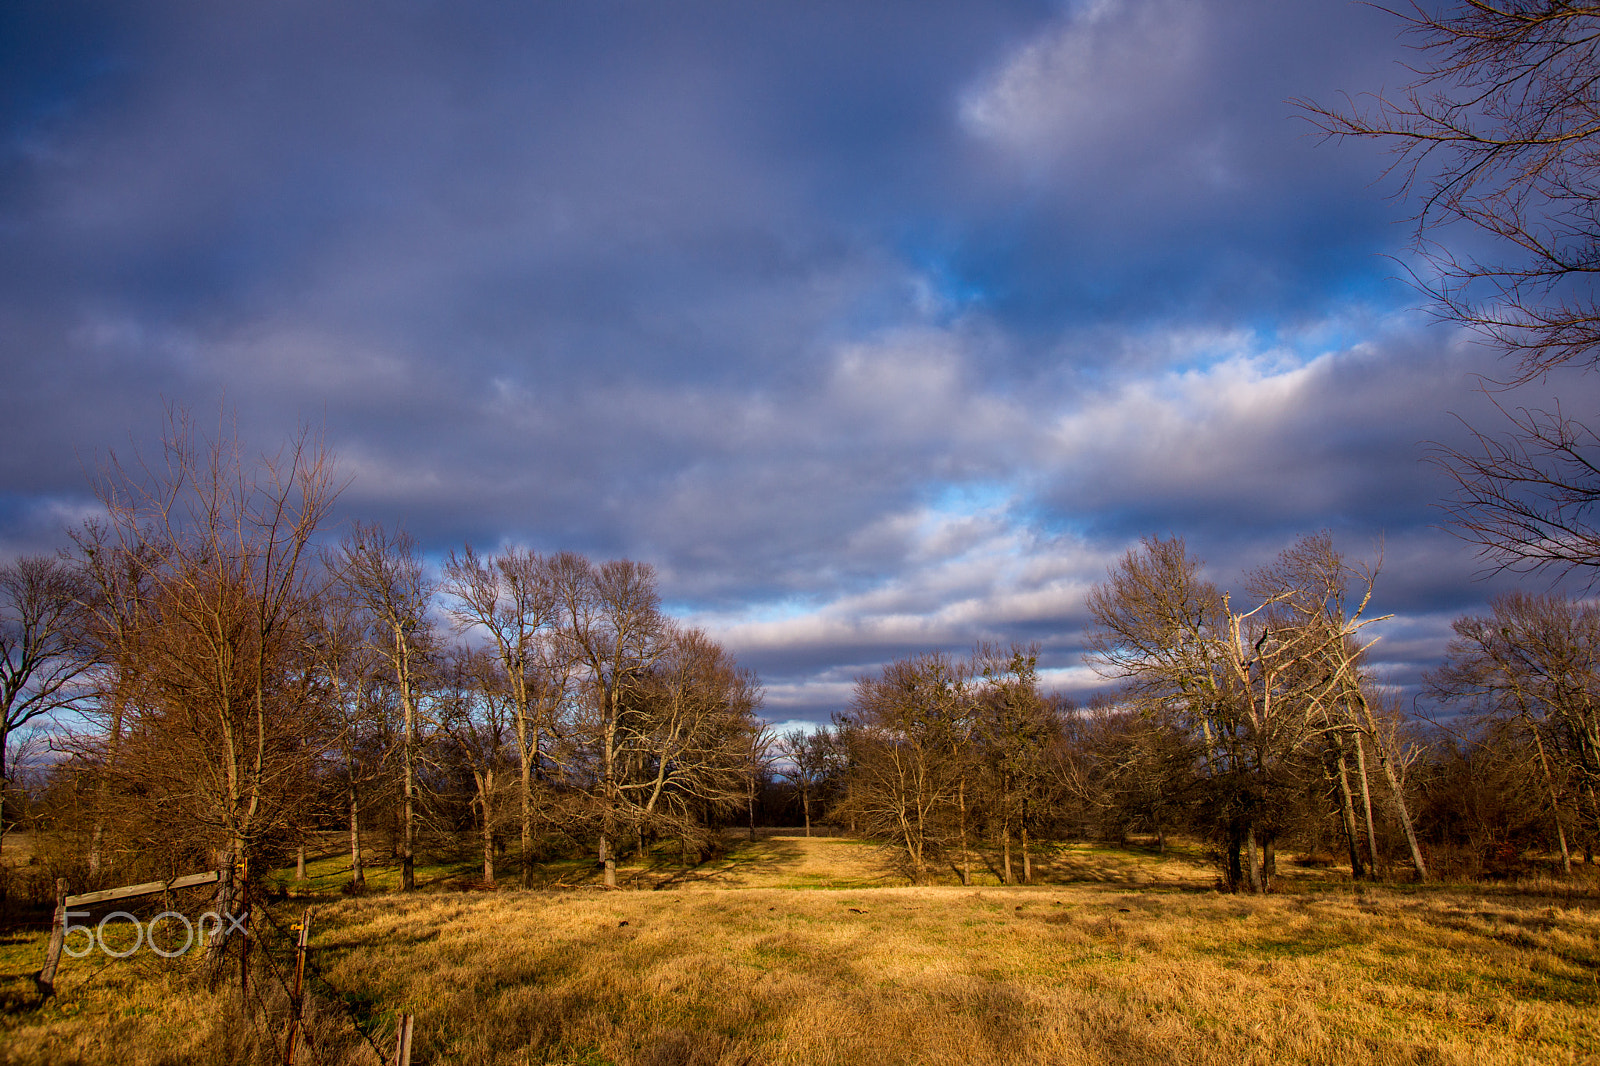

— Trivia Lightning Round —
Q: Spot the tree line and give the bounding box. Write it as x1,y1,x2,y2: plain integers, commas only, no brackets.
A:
790,533,1600,890
0,419,764,919
5,427,1600,903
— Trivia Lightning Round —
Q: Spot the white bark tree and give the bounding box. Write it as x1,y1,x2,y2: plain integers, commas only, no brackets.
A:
337,522,433,892
548,554,668,887
442,545,559,888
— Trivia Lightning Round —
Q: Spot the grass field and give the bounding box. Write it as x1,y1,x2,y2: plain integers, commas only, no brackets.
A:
3,834,1599,1065
266,830,1226,895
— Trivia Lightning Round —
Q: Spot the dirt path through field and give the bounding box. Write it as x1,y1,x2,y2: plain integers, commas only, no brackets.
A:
623,835,899,890
615,834,1221,891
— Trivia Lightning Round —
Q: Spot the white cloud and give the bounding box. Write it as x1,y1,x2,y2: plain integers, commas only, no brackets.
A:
959,0,1206,161
1048,346,1321,468
693,495,1112,656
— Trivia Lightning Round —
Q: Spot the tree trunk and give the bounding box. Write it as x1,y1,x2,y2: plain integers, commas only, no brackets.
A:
400,633,417,893
958,777,971,887
0,742,8,907
482,812,495,885
1530,723,1573,875
86,820,102,880
1333,739,1366,881
1001,818,1014,885
802,790,811,838
748,774,757,841
1354,731,1381,875
519,716,535,890
520,768,533,889
1246,823,1262,894
402,726,416,892
1021,824,1032,884
87,693,126,880
1588,782,1600,843
348,783,365,891
201,853,236,987
1352,689,1427,881
295,844,306,882
1373,744,1427,881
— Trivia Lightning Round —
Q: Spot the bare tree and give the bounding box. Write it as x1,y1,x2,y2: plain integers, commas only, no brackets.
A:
69,522,163,879
1085,537,1268,887
1303,2,1600,574
636,625,763,852
308,592,393,893
1435,398,1600,575
0,556,89,887
834,652,971,883
442,545,558,888
1258,534,1426,882
777,727,832,837
438,645,515,885
973,643,1057,885
744,723,774,843
80,412,337,980
547,554,668,887
337,522,433,892
1060,692,1193,853
1428,590,1600,870
1087,534,1406,891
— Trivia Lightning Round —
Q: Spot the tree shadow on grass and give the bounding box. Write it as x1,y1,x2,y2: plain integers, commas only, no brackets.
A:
641,837,809,890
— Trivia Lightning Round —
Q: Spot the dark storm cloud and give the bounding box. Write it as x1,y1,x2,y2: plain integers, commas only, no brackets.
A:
0,0,1555,723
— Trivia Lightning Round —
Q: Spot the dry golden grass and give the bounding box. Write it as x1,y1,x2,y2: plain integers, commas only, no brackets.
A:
620,834,903,891
0,834,36,867
266,831,1220,896
4,838,1599,1065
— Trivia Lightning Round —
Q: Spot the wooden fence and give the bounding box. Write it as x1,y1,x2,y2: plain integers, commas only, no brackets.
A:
34,865,417,1064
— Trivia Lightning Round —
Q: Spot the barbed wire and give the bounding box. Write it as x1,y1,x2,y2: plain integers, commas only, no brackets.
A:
253,899,397,1065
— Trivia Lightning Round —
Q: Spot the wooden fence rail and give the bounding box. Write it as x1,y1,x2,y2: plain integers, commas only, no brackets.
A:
65,870,221,909
36,865,229,997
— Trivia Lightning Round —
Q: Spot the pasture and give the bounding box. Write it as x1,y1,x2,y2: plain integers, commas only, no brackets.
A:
2,835,1598,1065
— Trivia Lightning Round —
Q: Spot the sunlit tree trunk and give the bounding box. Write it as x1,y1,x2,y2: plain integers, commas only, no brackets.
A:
348,783,365,891
1529,723,1573,875
958,777,971,886
1354,731,1381,875
1332,730,1366,881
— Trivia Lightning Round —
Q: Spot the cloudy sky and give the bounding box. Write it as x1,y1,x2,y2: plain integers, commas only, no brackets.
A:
4,0,1590,728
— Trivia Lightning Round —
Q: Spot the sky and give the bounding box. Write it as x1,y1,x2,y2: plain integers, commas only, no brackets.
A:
5,0,1593,730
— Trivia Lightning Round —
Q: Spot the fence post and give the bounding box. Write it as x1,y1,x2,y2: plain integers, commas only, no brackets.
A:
238,857,250,995
391,1014,414,1066
34,878,67,998
285,907,314,1064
